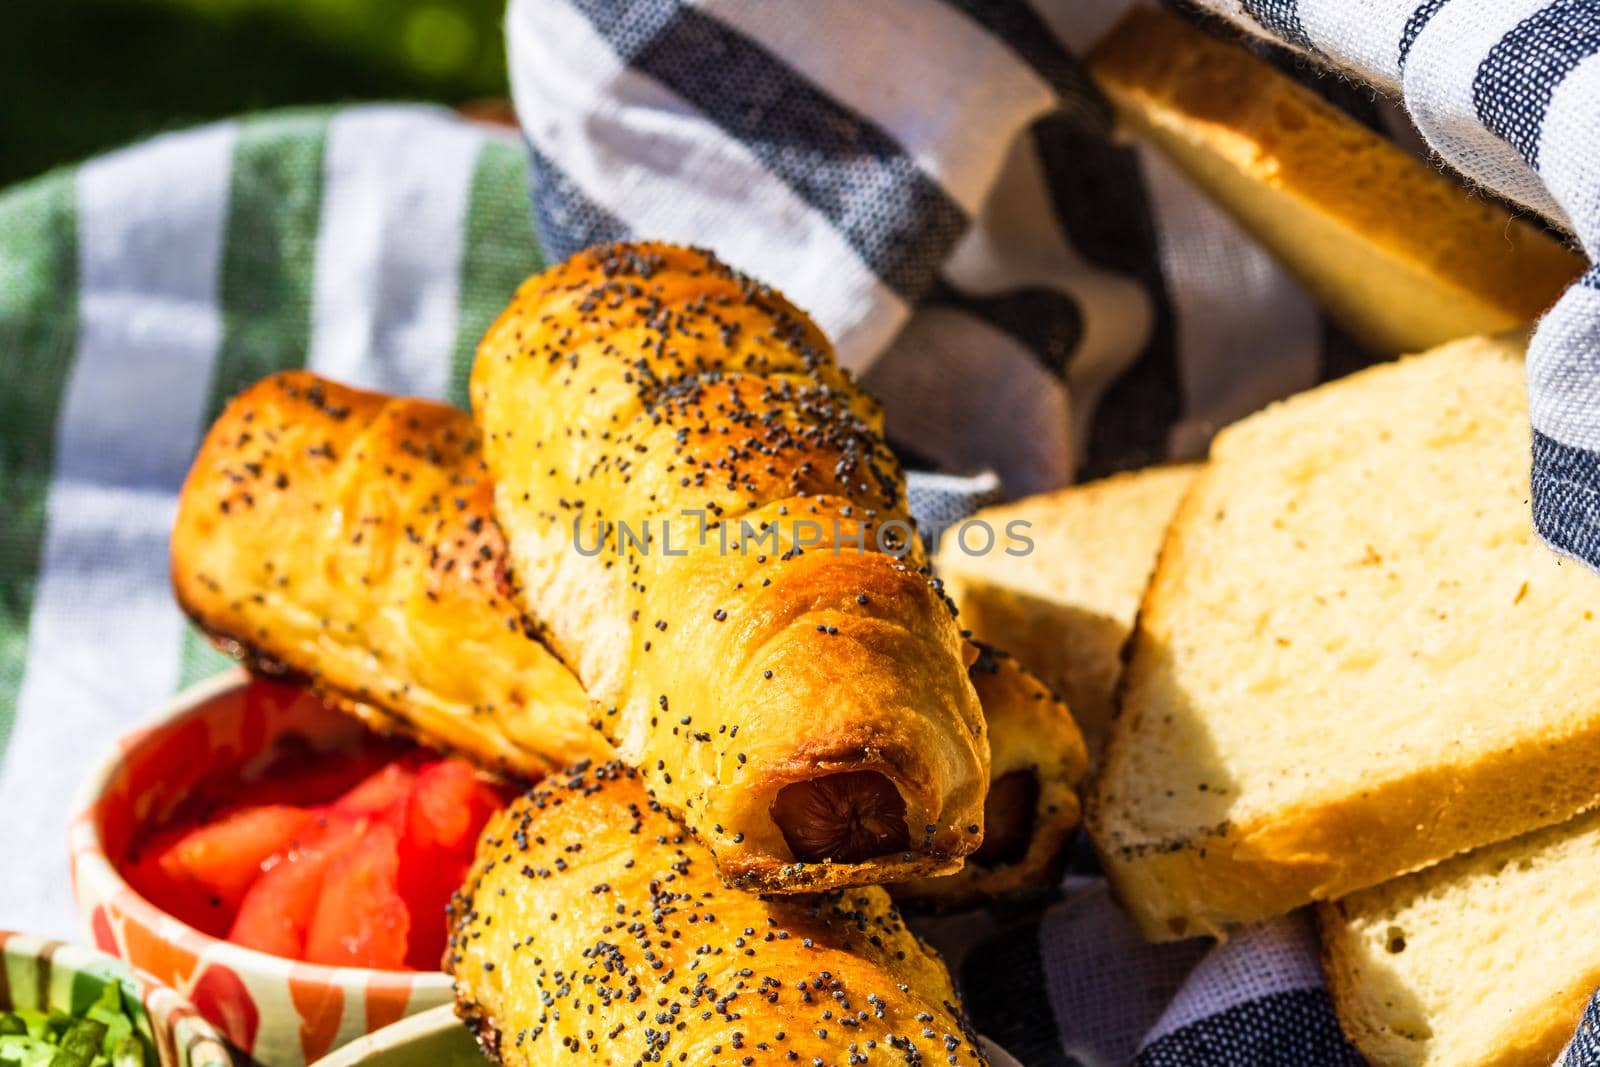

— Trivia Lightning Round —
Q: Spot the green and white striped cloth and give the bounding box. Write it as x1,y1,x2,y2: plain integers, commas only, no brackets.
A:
0,104,544,938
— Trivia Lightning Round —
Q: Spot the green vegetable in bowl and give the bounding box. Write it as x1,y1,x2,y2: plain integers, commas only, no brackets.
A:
0,983,150,1067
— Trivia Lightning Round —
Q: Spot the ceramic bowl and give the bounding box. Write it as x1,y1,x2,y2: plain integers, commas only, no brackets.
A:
70,671,454,1066
0,928,234,1066
309,1005,480,1067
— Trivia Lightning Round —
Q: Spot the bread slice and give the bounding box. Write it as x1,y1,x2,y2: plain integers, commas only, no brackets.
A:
1087,6,1581,354
934,465,1199,758
1089,334,1600,940
1320,809,1600,1067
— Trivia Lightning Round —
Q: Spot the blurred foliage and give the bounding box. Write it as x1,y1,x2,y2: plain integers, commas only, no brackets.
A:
1,0,509,186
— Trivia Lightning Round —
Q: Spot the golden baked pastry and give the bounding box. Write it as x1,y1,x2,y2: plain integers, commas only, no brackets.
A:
895,645,1087,908
448,761,989,1066
471,242,988,892
171,370,610,776
176,372,1083,905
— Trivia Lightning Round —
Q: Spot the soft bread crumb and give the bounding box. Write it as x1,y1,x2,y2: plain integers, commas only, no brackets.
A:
1321,808,1600,1067
935,464,1198,759
1091,334,1600,940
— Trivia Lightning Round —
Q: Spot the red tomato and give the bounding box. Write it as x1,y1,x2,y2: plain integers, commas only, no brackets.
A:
396,760,509,969
119,738,513,971
396,854,464,971
227,816,361,959
237,741,405,808
407,760,493,851
331,763,417,828
154,804,319,914
303,821,410,970
122,823,233,938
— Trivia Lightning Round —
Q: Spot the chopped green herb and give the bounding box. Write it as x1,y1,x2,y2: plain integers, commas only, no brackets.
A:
0,984,149,1067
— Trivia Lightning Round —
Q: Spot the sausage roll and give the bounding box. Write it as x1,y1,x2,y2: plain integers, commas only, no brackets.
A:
448,761,990,1066
176,374,1084,906
171,371,610,776
471,242,989,892
893,645,1088,908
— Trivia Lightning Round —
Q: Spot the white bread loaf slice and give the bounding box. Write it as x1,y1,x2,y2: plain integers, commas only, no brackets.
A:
1087,6,1581,354
935,465,1199,759
1319,809,1600,1067
1089,334,1600,940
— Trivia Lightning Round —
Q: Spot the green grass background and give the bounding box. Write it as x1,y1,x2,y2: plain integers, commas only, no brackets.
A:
3,0,509,186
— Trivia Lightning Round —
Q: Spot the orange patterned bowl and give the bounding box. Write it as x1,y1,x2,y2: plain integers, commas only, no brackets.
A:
69,671,454,1066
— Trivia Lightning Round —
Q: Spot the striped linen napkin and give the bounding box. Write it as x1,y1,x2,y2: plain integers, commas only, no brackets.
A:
0,104,541,940
3,3,1600,1067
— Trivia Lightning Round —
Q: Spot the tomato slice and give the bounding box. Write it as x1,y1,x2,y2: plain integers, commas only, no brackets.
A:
406,760,482,851
122,744,512,970
303,821,410,970
238,741,405,808
227,815,360,959
331,763,417,829
395,759,508,969
123,823,233,938
154,804,319,915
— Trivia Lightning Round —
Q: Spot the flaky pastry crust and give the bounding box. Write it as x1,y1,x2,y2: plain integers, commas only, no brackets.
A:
448,762,989,1066
894,645,1087,908
470,243,988,891
171,371,610,776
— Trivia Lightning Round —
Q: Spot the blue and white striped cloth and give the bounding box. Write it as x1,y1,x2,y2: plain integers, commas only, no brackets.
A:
5,0,1600,1064
507,0,1351,497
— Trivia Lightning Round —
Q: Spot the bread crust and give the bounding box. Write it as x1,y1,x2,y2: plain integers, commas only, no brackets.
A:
1087,7,1581,354
171,371,611,776
1095,711,1600,941
471,243,988,892
447,762,990,1067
